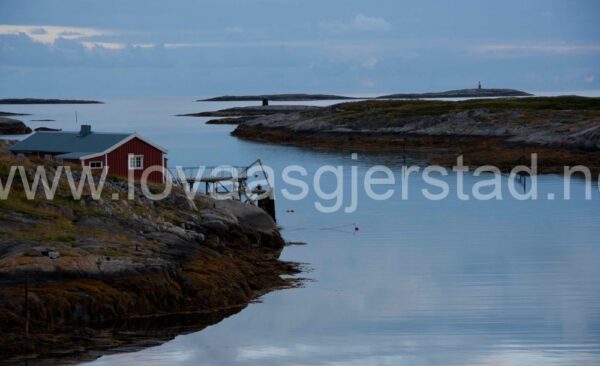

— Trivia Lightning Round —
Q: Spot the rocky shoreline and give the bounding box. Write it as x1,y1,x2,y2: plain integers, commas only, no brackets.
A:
0,142,301,365
179,105,322,125
206,117,250,125
229,96,600,173
178,105,320,117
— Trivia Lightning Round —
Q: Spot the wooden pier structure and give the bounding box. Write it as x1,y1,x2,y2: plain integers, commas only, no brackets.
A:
169,159,276,220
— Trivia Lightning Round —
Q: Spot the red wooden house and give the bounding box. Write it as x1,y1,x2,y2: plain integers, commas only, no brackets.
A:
10,125,168,183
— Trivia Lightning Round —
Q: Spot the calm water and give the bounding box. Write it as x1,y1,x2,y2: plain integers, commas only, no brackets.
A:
3,97,600,365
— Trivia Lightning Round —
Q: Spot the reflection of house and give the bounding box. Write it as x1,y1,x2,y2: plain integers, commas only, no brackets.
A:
10,125,168,183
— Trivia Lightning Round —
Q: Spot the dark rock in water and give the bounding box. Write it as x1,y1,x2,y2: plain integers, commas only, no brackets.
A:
34,127,62,132
0,98,103,104
0,111,30,116
0,117,32,135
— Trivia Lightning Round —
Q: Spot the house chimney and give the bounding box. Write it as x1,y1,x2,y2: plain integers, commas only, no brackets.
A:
79,124,92,137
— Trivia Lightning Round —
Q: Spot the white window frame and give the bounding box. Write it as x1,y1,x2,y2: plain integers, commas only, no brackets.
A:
128,154,144,170
89,161,103,169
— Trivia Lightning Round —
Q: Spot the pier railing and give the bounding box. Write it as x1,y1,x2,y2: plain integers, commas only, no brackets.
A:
167,160,273,205
169,166,248,184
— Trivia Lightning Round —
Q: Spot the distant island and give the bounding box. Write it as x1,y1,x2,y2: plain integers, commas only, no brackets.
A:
0,111,30,116
0,98,103,104
199,89,532,102
34,127,61,132
379,88,532,99
199,94,357,102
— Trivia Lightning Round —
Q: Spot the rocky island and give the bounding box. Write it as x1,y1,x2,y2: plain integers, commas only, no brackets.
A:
0,99,103,104
178,105,321,125
0,112,30,117
0,141,300,364
33,127,61,132
199,93,357,102
378,88,532,99
230,96,600,173
199,88,532,102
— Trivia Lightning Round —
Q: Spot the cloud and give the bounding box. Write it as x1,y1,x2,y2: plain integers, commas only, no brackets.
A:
583,75,595,83
320,14,391,33
81,41,126,50
352,14,391,32
0,33,169,69
29,27,48,35
471,43,600,57
0,24,154,53
132,43,155,49
0,24,116,45
163,40,320,49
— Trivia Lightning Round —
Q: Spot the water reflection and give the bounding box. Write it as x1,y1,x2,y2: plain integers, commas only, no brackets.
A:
86,173,599,365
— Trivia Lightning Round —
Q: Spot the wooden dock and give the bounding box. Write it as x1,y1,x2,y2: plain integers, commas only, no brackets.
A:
168,160,276,220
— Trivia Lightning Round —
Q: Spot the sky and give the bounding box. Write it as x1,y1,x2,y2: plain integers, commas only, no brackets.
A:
0,0,599,97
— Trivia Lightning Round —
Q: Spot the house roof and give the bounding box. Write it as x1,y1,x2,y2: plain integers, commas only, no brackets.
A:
54,152,97,159
10,130,168,158
10,131,131,155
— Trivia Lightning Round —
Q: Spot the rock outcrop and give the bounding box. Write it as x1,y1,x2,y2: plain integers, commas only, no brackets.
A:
0,143,299,364
0,117,32,135
34,127,61,132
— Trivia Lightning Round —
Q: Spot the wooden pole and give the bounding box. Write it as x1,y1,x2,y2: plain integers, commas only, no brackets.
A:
24,276,29,339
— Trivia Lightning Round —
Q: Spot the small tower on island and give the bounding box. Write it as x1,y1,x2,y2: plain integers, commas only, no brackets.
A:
478,81,482,90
